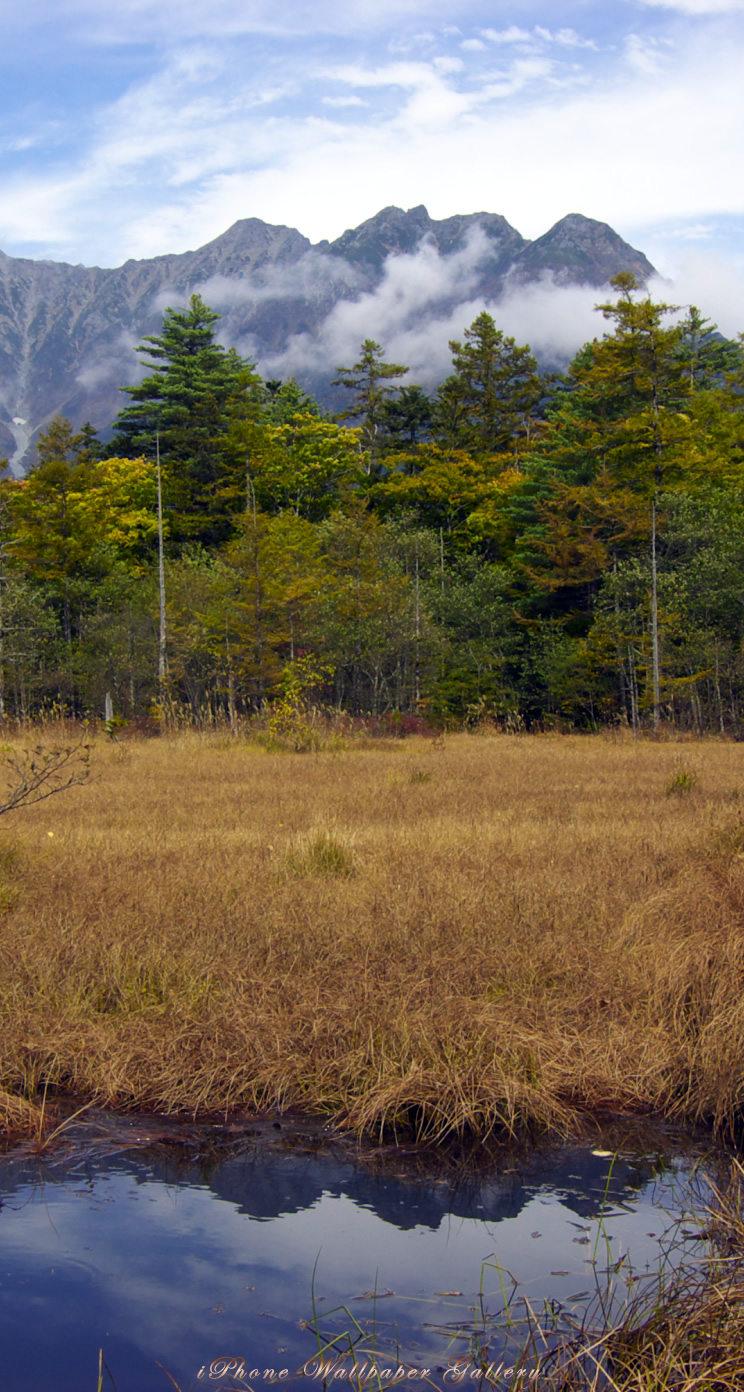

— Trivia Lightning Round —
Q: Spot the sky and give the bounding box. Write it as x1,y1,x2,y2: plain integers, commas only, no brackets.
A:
1,0,743,326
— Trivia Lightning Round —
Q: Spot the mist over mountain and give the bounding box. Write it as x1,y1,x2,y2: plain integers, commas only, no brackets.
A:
0,206,654,474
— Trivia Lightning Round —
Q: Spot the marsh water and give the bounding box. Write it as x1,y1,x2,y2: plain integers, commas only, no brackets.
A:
0,1112,718,1392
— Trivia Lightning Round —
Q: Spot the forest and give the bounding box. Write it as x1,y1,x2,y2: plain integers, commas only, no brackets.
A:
3,271,744,734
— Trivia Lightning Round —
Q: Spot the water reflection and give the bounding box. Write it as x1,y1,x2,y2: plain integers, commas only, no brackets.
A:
0,1118,712,1392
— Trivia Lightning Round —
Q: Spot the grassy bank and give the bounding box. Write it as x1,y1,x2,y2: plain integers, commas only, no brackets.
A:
2,729,744,1142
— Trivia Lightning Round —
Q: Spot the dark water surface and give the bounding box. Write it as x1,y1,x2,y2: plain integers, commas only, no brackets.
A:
0,1113,716,1392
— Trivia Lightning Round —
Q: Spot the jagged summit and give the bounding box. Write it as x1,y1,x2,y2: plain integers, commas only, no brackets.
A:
320,204,526,269
0,207,655,473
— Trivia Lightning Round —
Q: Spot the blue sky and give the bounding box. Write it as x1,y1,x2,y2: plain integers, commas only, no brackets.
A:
1,0,743,283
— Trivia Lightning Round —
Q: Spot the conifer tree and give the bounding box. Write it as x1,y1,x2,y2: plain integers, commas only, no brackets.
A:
112,294,258,541
332,339,408,466
379,385,432,451
675,306,743,392
435,311,542,461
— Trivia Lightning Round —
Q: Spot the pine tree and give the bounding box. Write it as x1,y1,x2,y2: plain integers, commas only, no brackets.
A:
332,339,408,466
379,385,432,451
435,311,543,461
112,294,257,540
675,306,743,392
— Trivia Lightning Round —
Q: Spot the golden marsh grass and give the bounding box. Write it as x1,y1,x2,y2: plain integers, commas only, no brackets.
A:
2,730,744,1142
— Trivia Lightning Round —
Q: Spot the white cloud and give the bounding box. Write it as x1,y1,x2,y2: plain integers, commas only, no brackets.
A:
331,60,442,88
322,95,368,107
328,59,481,127
257,230,618,390
535,25,599,49
638,0,744,11
479,26,532,43
624,33,668,74
259,228,491,384
329,51,559,121
663,222,718,241
192,250,363,314
75,331,144,391
482,57,555,98
252,241,744,402
650,255,744,338
433,55,465,73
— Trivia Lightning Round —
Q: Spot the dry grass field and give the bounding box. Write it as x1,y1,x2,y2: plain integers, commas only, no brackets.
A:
2,728,744,1144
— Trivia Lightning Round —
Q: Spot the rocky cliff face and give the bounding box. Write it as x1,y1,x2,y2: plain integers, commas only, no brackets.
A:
0,208,654,473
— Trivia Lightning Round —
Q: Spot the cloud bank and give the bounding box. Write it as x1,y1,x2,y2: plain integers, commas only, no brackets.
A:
245,238,744,394
67,232,744,435
235,234,623,391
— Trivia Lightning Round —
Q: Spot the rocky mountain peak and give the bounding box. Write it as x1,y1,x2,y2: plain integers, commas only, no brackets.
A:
510,213,655,288
323,204,526,270
0,207,656,473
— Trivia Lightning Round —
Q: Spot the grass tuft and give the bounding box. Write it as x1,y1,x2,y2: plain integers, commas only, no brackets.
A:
284,828,356,879
666,764,699,796
0,1087,40,1138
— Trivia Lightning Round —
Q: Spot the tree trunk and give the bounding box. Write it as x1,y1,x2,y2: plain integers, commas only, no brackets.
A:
414,543,421,710
650,499,661,731
246,467,265,710
157,435,168,707
628,644,639,739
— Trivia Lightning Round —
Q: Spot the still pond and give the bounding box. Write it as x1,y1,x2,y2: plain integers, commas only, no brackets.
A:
0,1112,717,1392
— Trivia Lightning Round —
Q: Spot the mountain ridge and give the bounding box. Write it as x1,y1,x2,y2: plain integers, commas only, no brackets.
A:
0,207,655,473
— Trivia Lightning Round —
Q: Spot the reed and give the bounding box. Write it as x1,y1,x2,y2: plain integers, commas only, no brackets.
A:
1,729,744,1143
529,1159,744,1391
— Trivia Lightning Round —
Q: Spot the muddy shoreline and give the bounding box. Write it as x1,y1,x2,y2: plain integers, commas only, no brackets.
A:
1,1093,721,1179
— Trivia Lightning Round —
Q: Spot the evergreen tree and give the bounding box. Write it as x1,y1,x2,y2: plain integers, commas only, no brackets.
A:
379,385,432,451
332,339,408,465
435,311,543,461
261,378,320,423
675,306,743,392
75,422,102,463
112,294,259,541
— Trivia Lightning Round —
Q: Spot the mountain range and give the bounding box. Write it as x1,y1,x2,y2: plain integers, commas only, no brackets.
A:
0,206,655,474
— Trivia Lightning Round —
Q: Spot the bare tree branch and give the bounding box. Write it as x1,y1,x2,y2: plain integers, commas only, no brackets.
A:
0,742,91,817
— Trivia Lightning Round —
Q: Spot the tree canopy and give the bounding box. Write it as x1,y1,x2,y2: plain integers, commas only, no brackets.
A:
6,282,744,733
